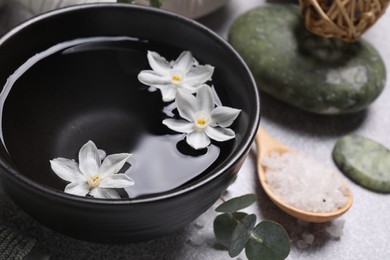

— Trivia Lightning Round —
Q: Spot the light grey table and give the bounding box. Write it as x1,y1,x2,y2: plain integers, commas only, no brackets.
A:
0,0,389,259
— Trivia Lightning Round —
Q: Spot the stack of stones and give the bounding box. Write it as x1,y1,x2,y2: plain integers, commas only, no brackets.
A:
228,4,386,115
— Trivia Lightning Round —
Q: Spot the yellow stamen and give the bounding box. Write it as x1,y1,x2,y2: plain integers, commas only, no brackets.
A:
197,118,207,125
172,75,181,82
194,112,211,129
88,174,101,188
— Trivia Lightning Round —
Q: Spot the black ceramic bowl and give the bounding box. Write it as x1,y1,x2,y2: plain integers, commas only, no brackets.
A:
0,3,260,243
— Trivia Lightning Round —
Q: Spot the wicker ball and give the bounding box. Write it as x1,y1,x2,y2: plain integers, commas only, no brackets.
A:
299,0,390,42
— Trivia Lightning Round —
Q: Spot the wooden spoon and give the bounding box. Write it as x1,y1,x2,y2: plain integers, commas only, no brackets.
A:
255,127,353,223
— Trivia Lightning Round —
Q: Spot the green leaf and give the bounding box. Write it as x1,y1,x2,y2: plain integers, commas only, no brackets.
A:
229,214,257,257
245,220,290,260
149,0,162,7
214,212,248,248
215,194,257,213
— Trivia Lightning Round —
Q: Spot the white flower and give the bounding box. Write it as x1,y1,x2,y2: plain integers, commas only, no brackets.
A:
162,85,241,150
137,50,214,102
50,141,134,199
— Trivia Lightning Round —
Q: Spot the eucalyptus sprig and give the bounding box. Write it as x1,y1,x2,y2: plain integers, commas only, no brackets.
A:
213,194,291,260
149,0,162,7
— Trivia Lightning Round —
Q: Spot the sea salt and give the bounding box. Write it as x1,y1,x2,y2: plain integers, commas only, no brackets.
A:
326,219,346,238
302,232,315,244
261,152,349,213
296,232,316,249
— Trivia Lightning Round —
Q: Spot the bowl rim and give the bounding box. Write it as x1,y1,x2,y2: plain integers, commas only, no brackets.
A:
0,2,261,205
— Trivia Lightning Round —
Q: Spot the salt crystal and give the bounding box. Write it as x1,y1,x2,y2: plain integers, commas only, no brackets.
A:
261,152,349,213
194,221,204,229
186,231,204,246
326,219,345,238
302,232,315,245
296,239,309,249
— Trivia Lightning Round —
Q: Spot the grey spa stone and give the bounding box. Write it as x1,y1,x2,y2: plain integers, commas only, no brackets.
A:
333,135,390,193
228,4,386,114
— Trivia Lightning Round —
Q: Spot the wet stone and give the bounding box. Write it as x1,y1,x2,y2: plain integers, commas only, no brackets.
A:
333,135,390,193
228,4,386,114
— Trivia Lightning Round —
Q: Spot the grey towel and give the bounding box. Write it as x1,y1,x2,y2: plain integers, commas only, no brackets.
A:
0,226,36,260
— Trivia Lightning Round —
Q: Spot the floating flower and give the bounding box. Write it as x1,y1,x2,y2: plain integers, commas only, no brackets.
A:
50,141,134,199
137,50,214,102
163,85,241,150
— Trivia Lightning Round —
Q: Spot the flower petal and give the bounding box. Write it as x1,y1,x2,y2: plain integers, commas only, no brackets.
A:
211,106,241,127
176,88,198,121
50,158,84,182
186,131,210,150
196,84,214,113
180,82,202,93
98,149,106,161
64,182,90,197
90,187,120,199
138,70,170,86
162,102,177,117
147,50,171,74
172,51,193,73
163,119,194,133
205,126,235,142
184,65,214,86
100,174,135,188
210,85,223,107
99,153,131,177
156,84,177,102
78,140,101,175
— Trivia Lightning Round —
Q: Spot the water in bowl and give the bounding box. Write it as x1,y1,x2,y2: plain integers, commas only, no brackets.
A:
0,37,235,198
